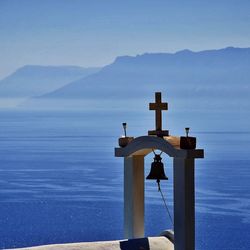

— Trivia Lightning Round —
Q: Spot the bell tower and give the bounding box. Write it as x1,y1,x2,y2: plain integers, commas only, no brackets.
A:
115,92,204,250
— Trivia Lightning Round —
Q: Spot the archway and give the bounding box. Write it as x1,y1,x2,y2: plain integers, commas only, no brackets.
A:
115,135,204,250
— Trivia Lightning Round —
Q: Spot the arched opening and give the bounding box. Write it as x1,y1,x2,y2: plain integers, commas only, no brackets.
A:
115,134,203,250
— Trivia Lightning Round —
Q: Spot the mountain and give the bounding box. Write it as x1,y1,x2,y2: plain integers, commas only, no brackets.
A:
21,47,250,131
0,65,100,98
38,47,250,107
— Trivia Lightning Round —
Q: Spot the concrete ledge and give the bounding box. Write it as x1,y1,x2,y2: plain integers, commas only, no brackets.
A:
8,236,174,250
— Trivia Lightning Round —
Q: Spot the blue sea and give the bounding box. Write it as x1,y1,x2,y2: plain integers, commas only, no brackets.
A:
0,110,249,250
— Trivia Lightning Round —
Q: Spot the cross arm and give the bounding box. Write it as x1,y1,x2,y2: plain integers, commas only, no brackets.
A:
149,103,168,110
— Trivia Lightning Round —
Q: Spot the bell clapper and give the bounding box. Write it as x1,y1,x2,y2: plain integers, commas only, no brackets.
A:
157,179,161,191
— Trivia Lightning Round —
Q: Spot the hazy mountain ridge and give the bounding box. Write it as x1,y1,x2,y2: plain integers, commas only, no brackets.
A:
0,65,100,98
113,47,250,67
41,47,250,101
13,47,250,131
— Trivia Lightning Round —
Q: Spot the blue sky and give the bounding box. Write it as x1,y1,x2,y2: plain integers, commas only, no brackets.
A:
0,0,250,78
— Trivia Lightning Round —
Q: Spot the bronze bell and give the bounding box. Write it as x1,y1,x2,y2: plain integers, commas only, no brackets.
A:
146,154,168,181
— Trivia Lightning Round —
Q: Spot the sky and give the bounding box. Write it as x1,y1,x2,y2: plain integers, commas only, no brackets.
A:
0,0,250,79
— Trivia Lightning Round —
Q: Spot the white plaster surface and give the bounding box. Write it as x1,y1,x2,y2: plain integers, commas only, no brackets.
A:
8,236,174,250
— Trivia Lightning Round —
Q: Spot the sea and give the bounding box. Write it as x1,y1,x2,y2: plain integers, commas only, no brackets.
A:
0,110,249,250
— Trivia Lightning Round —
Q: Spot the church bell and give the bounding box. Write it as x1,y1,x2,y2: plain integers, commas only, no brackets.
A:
146,153,168,181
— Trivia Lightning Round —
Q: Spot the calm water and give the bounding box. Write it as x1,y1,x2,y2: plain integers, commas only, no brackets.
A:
0,110,249,249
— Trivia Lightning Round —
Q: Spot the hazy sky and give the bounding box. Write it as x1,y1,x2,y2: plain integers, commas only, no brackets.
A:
0,0,250,78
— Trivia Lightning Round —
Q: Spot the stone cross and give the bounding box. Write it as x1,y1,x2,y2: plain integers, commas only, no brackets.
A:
148,92,169,137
